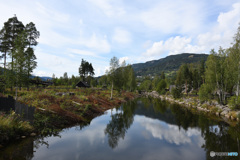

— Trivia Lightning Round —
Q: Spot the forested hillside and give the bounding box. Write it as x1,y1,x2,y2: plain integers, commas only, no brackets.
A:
132,53,208,76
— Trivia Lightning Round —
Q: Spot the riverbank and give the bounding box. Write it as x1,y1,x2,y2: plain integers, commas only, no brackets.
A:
142,91,240,126
0,88,136,146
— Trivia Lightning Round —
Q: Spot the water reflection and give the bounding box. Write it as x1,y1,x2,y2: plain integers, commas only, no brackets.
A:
0,98,239,160
105,101,136,148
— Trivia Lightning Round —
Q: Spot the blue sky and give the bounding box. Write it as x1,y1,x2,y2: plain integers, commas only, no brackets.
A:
0,0,240,77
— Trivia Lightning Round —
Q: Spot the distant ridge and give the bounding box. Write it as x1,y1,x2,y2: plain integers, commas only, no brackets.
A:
30,75,52,81
132,53,208,76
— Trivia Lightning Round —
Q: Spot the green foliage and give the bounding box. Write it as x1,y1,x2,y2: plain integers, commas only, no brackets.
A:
156,79,167,95
0,15,39,90
228,96,240,110
199,84,212,103
106,57,136,98
79,59,95,81
171,87,182,99
139,80,152,91
132,53,208,76
152,76,160,90
175,63,192,95
0,111,33,140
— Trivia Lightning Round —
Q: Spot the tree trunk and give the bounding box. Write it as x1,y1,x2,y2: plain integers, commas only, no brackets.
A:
110,81,113,100
27,72,30,91
185,80,188,95
3,52,6,69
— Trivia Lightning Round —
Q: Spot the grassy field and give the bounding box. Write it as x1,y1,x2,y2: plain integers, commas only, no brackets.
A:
0,87,136,144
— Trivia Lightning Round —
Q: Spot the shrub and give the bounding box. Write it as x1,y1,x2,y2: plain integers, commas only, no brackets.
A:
156,79,167,95
172,87,182,99
228,96,240,110
199,84,212,103
0,111,33,141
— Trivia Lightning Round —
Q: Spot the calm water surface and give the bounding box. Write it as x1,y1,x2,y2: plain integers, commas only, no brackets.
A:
1,98,240,160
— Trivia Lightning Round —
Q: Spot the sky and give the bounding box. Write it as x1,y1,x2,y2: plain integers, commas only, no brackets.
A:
0,0,240,78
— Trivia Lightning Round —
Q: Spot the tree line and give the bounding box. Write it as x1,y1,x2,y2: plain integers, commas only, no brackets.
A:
106,56,137,99
0,15,39,91
139,25,240,109
51,57,137,97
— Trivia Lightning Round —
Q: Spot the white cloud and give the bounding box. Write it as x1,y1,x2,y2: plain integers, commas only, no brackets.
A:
140,0,205,34
68,49,97,57
33,50,79,77
88,0,125,17
112,28,131,44
143,36,203,59
1,1,240,77
197,2,240,50
142,2,240,61
136,116,203,146
119,56,129,64
77,33,111,53
35,2,70,23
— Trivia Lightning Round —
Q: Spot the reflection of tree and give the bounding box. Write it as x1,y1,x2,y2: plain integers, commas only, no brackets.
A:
202,123,240,160
0,137,34,160
105,113,126,148
148,98,240,158
152,98,168,114
104,101,137,149
141,97,152,109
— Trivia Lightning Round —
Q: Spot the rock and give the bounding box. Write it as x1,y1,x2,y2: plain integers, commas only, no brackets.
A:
236,111,240,116
30,133,36,137
231,116,235,120
225,114,230,119
21,136,26,139
220,110,229,116
222,107,231,111
55,92,63,96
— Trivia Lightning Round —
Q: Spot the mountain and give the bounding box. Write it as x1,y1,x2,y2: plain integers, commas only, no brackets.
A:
30,75,52,81
132,53,208,76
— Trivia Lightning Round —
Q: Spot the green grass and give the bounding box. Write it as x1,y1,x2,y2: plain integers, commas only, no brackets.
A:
0,111,33,142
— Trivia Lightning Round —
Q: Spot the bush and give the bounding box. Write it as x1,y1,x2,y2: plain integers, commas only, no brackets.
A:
139,80,152,91
228,96,240,110
0,111,33,142
156,79,167,95
199,84,212,103
172,87,182,99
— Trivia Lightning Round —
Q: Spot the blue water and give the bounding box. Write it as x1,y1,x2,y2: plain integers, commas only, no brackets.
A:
1,98,239,160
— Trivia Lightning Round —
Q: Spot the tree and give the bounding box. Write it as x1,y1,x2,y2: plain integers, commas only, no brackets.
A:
11,32,28,94
63,72,68,85
139,80,152,91
127,67,136,91
0,15,24,90
0,15,39,91
228,25,240,97
0,24,10,70
79,59,95,81
204,48,228,104
152,76,160,90
160,71,165,80
25,47,37,90
25,22,40,47
108,56,119,99
175,64,192,95
157,79,167,94
24,22,39,90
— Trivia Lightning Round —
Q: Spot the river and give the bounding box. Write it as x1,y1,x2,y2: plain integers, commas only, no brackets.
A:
0,98,240,160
